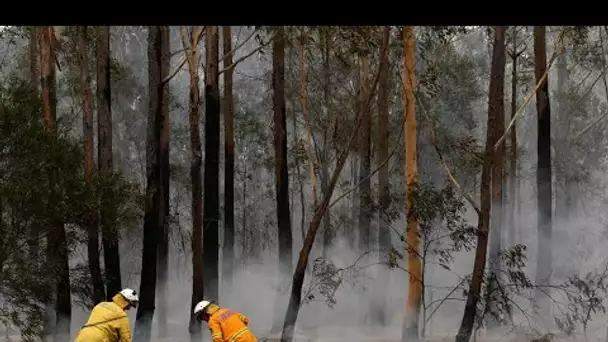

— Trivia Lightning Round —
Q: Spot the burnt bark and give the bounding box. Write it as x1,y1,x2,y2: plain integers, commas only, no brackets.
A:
222,25,235,291
184,26,204,341
272,26,293,334
96,26,122,300
506,26,520,248
134,25,167,342
78,25,105,305
533,25,553,315
157,26,171,339
273,26,293,279
455,26,506,342
203,25,221,301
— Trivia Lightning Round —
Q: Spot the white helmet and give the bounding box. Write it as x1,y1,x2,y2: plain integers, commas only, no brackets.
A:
119,288,139,307
193,300,212,315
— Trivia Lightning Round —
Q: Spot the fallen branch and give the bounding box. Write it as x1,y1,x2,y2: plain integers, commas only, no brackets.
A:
218,42,270,76
493,28,566,152
162,28,206,85
328,113,404,209
416,93,481,215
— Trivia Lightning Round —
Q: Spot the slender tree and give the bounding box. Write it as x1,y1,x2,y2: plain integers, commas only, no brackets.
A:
487,24,508,330
39,25,72,341
222,25,235,291
455,26,506,342
182,26,205,341
402,25,421,341
533,25,553,316
135,25,169,342
96,26,122,299
280,31,389,342
78,25,105,305
203,25,221,302
375,26,392,327
157,25,171,338
271,26,293,335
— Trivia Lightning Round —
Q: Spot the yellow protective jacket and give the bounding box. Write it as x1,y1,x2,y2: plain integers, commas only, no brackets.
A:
74,294,132,342
207,305,257,342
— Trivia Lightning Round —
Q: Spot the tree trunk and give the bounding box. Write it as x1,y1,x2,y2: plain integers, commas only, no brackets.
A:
280,32,389,342
78,25,105,305
299,32,318,207
402,26,421,342
39,27,57,133
358,55,371,254
156,25,171,339
321,29,333,256
222,25,236,292
486,25,507,330
555,45,569,223
184,26,205,341
271,26,294,335
533,25,553,316
507,26,519,249
29,27,39,89
39,26,72,341
455,26,506,342
203,25,221,302
27,26,39,270
374,26,392,327
134,25,166,342
96,26,122,300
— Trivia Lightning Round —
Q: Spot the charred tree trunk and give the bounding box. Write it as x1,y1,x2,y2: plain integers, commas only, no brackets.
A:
96,26,122,300
486,25,507,331
184,26,205,341
39,26,72,341
203,25,221,302
78,25,105,305
134,26,167,342
402,26,421,342
157,25,171,339
280,32,389,342
507,26,520,248
455,26,506,342
222,25,235,292
271,26,293,334
275,26,293,279
533,25,553,316
374,26,392,327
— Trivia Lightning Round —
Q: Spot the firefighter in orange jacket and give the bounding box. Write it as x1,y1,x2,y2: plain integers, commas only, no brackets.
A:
194,300,258,342
74,288,139,342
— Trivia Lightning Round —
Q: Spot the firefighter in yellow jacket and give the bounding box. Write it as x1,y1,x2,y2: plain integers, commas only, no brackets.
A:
74,288,139,342
194,300,258,342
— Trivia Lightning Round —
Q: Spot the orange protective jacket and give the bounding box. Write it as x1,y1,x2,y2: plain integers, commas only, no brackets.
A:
74,294,132,342
207,306,257,342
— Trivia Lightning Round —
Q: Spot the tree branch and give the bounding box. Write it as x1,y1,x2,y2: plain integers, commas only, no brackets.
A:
494,28,566,152
162,28,206,85
218,42,269,76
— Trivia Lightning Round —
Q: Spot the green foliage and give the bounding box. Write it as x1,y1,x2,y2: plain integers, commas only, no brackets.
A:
0,78,140,339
